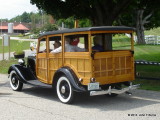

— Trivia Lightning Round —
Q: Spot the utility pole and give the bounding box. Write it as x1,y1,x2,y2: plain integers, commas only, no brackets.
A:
1,19,3,60
1,19,2,35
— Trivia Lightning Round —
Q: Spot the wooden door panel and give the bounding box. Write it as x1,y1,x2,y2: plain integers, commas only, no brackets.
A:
36,53,48,83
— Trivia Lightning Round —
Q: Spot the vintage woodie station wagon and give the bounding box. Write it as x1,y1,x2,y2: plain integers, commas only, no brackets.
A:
8,26,140,103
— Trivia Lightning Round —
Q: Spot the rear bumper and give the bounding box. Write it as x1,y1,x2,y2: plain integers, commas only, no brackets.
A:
90,84,140,96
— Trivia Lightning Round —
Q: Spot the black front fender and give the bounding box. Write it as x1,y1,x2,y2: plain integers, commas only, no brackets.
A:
8,64,37,84
53,67,86,92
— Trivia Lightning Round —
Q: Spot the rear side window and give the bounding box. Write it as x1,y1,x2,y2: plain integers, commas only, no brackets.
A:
91,33,132,51
64,34,89,52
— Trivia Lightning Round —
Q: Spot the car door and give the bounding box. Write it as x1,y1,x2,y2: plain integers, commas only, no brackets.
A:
48,35,63,84
36,36,48,83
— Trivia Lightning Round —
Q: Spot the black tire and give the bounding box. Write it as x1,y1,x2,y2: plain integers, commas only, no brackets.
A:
56,76,74,104
10,70,23,91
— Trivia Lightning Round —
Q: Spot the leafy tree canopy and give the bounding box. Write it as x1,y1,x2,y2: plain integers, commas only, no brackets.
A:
31,0,133,26
41,23,58,32
31,0,160,27
57,17,91,28
31,0,160,44
117,0,160,29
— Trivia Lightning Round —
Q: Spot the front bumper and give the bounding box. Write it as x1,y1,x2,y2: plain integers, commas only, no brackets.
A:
90,84,140,96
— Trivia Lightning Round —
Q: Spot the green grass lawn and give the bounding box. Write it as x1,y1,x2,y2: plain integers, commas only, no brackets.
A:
135,65,160,91
0,58,17,74
145,27,160,35
133,79,160,91
134,44,160,91
0,39,30,53
136,65,160,78
134,45,160,61
0,39,30,73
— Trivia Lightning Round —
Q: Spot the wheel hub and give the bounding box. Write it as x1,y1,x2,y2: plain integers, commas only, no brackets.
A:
61,86,66,94
12,77,16,84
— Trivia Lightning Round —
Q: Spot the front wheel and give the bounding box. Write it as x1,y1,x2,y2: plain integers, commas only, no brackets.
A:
56,76,74,104
9,70,23,91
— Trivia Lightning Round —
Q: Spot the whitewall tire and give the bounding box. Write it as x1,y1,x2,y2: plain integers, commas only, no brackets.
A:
9,70,23,91
56,76,74,104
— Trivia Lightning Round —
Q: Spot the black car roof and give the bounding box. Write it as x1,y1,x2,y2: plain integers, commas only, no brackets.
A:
39,26,134,38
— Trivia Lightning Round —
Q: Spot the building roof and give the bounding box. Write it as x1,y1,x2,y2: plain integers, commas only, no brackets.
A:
40,26,135,37
0,26,8,29
0,22,29,30
14,24,29,30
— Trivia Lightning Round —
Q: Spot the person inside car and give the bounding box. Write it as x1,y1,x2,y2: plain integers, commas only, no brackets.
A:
51,37,85,54
92,35,104,52
53,41,61,49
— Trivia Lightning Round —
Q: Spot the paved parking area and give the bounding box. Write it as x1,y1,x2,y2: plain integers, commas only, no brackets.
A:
0,74,160,120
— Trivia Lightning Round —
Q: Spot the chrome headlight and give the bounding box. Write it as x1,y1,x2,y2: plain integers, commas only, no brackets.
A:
18,59,25,66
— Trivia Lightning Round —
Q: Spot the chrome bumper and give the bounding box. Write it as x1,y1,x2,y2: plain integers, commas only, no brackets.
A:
90,84,140,96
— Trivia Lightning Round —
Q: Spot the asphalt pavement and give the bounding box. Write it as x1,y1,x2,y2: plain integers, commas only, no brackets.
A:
0,74,160,120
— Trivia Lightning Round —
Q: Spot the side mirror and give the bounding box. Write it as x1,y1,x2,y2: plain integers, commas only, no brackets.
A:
30,42,37,51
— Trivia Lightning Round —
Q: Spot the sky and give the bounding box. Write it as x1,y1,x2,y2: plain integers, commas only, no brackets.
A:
0,0,38,19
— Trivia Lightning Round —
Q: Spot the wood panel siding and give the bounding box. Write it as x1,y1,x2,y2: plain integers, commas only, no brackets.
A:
93,51,134,84
64,52,92,84
48,53,63,84
36,53,48,83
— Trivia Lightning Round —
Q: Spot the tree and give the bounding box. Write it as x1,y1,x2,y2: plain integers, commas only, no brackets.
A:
56,17,74,28
10,15,22,22
41,23,58,32
79,18,91,27
21,12,31,23
31,0,160,45
31,0,133,26
10,12,31,23
31,0,135,50
135,9,152,44
115,0,160,44
56,17,91,28
133,0,160,44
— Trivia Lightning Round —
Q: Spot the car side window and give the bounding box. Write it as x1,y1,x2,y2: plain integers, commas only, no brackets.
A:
49,36,62,53
38,38,46,53
64,34,88,52
91,34,104,52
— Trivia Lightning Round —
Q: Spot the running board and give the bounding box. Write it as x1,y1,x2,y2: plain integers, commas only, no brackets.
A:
25,80,52,88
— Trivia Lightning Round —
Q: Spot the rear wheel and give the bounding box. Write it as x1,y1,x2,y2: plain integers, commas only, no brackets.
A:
10,70,23,91
56,76,74,104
